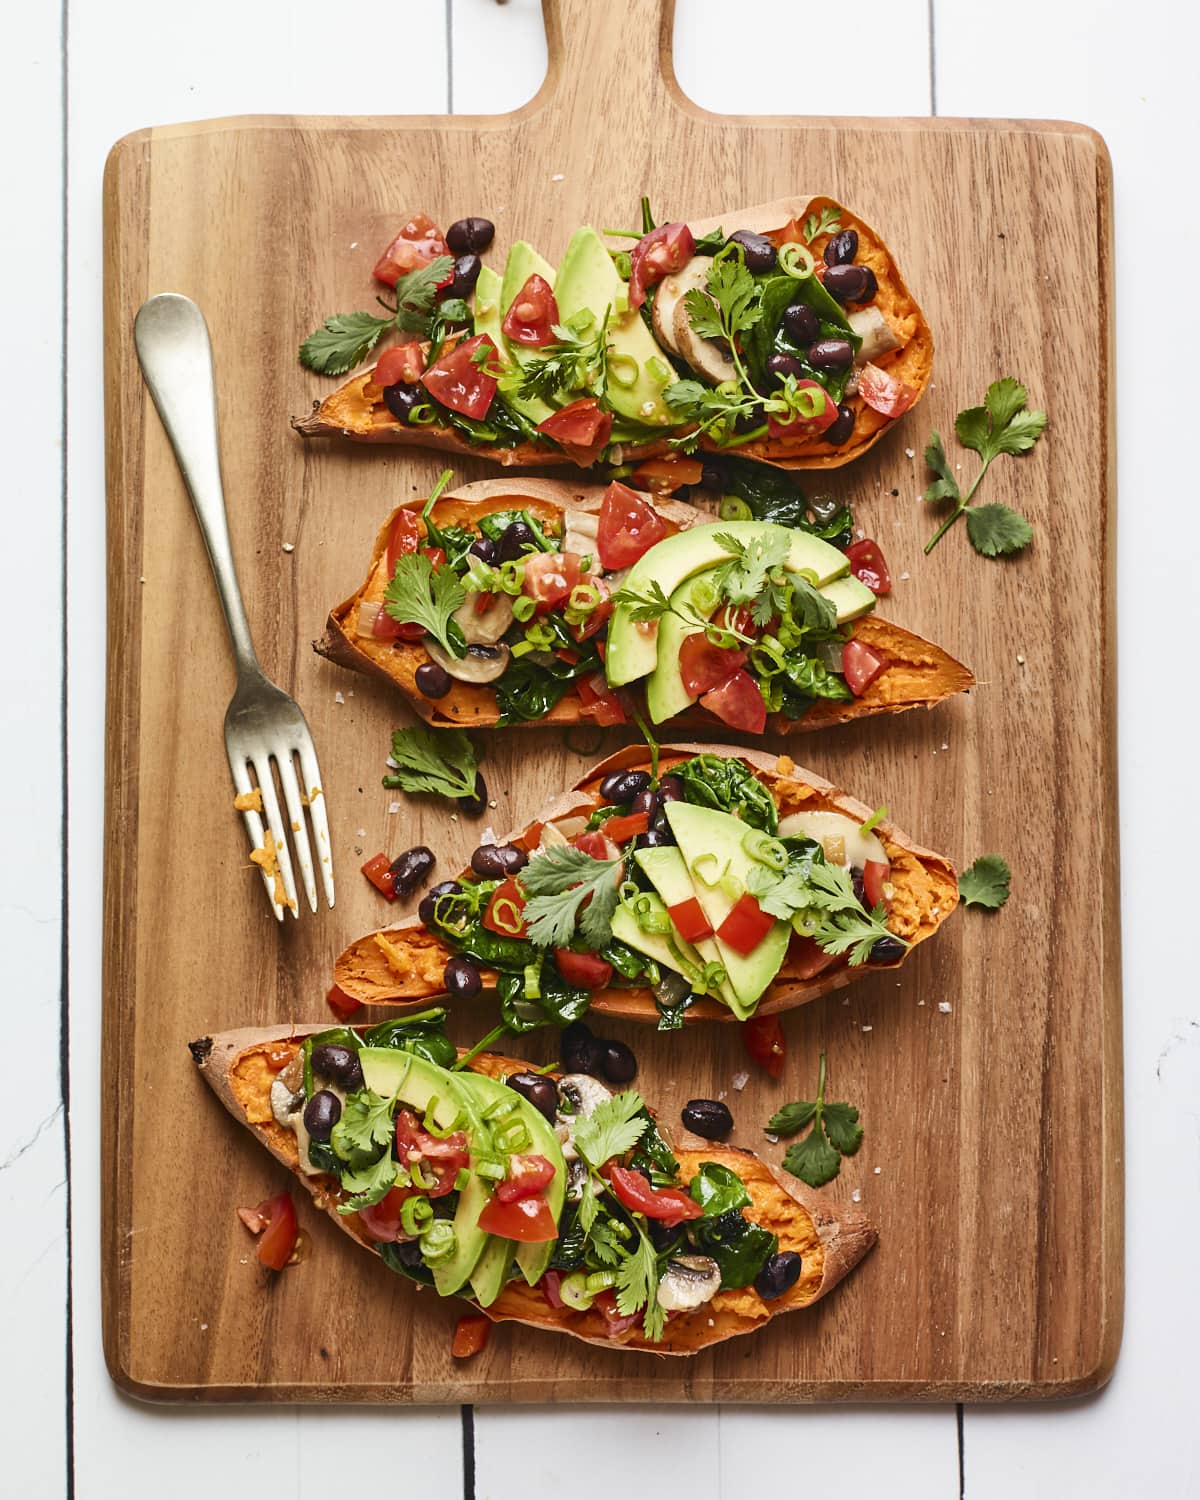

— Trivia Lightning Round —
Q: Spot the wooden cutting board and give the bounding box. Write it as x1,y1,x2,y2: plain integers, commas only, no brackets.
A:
101,0,1119,1402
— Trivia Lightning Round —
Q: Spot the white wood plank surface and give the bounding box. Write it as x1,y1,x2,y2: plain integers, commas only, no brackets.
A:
934,0,1200,1487
0,0,1185,1492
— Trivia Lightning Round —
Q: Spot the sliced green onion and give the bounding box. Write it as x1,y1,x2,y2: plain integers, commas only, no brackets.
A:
400,1195,433,1236
585,1270,617,1294
409,404,439,426
632,892,670,935
409,1159,436,1191
719,495,753,521
860,805,888,837
566,308,596,336
779,242,816,279
476,1159,507,1181
719,872,744,902
512,595,537,623
690,853,725,888
691,577,720,616
422,1101,466,1138
454,1167,471,1192
646,356,672,386
559,1272,594,1311
701,961,727,992
496,1120,531,1153
419,1220,457,1263
743,830,787,869
482,1095,519,1122
511,639,535,659
609,352,639,388
524,622,557,651
524,957,543,1001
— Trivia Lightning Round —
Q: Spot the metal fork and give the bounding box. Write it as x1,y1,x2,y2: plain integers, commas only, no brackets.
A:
134,293,335,920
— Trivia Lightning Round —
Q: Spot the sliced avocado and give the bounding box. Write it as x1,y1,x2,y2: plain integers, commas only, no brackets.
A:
662,804,790,1017
820,574,877,624
606,522,850,686
499,241,557,371
456,1068,567,1288
555,226,674,428
474,264,554,425
631,846,739,1012
468,1234,515,1308
435,1171,498,1296
610,902,702,982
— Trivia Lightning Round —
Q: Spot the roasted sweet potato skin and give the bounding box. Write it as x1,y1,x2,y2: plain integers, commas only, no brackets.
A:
333,743,960,1022
293,195,930,472
193,1027,877,1356
314,480,973,732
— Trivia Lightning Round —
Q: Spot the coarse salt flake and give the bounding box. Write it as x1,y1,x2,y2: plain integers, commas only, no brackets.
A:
904,447,915,458
282,542,294,553
334,691,345,705
764,1132,779,1144
873,1167,882,1175
938,1001,953,1013
861,1025,873,1033
899,570,910,581
551,173,565,182
355,828,366,839
851,1189,862,1203
1017,654,1026,665
387,802,401,814
732,1071,749,1091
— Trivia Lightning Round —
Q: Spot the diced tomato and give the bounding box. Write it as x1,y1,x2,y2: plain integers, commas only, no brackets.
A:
374,341,425,387
679,632,747,697
373,213,449,288
537,398,613,464
483,877,528,937
496,1154,557,1204
766,380,838,440
573,830,620,862
700,669,766,734
742,1014,785,1078
326,984,361,1021
522,551,582,614
421,545,446,570
501,273,559,347
842,637,887,697
477,1192,558,1242
385,508,422,575
372,610,426,642
554,948,615,991
568,575,613,643
857,362,919,419
595,482,667,570
628,457,704,494
668,897,713,944
452,1314,492,1359
592,1289,642,1337
420,333,499,419
356,1185,415,1243
394,1109,469,1198
602,811,649,844
576,672,627,725
714,603,756,638
717,892,776,956
361,852,399,900
628,222,695,309
845,538,892,596
863,858,891,910
254,1193,299,1271
785,931,841,980
609,1166,703,1224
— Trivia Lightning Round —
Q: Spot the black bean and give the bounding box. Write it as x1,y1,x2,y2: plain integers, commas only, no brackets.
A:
869,935,907,965
458,772,489,819
497,520,538,562
446,216,495,255
782,302,820,344
392,1238,426,1269
382,383,421,424
598,769,652,805
807,338,855,371
561,1021,602,1075
310,1044,364,1091
822,264,871,304
630,788,660,817
726,230,777,275
600,1040,638,1085
389,845,435,897
656,774,685,804
823,228,859,267
857,266,878,302
444,954,482,1000
823,404,856,446
635,829,673,850
850,866,867,906
471,842,525,878
754,1250,803,1300
446,252,482,300
681,1098,733,1140
468,536,497,565
418,880,461,927
303,1089,341,1142
506,1071,559,1122
767,351,807,386
650,807,671,836
415,661,452,699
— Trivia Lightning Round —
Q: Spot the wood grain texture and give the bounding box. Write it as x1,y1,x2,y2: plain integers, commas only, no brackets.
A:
100,0,1120,1403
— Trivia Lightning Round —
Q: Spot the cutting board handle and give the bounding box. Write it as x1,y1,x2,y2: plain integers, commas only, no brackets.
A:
539,0,678,130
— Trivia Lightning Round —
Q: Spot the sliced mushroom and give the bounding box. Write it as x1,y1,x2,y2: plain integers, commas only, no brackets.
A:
656,1255,723,1312
425,638,511,685
564,507,601,557
652,256,709,356
270,1075,304,1127
539,821,570,851
674,294,736,386
654,256,736,385
556,1073,613,1120
846,305,902,365
451,590,514,646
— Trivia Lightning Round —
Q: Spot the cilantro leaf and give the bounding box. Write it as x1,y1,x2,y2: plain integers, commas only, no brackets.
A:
773,1053,863,1188
336,1151,399,1211
803,206,842,244
614,1232,664,1340
965,503,1035,557
383,552,467,659
299,312,392,376
959,853,1012,910
923,431,961,505
572,1090,648,1170
391,256,455,336
610,579,674,622
520,845,625,950
984,376,1029,432
332,1087,398,1157
954,405,991,455
587,1215,625,1266
576,1180,599,1233
681,287,726,342
698,255,761,339
990,408,1048,456
505,315,609,405
383,727,478,800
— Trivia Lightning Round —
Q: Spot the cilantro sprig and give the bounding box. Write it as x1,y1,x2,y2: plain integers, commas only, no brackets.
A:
503,312,610,405
747,858,906,967
958,854,1012,910
572,1091,649,1171
300,257,464,376
520,845,624,949
383,727,478,801
383,552,466,659
923,379,1046,556
769,1053,863,1188
803,206,841,244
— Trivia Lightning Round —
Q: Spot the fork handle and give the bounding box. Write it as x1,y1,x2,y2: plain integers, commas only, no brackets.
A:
134,294,261,679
